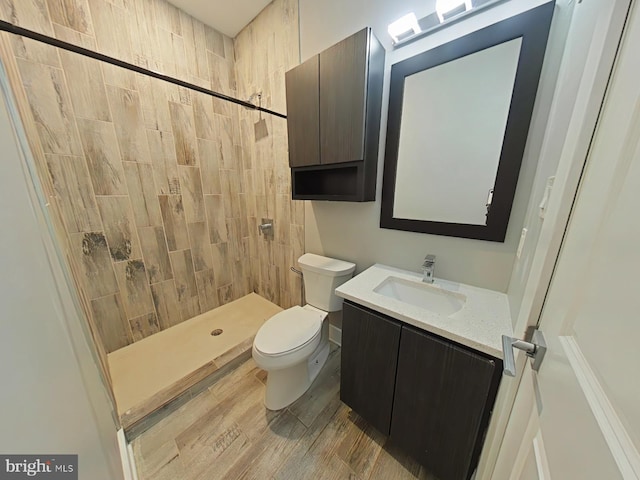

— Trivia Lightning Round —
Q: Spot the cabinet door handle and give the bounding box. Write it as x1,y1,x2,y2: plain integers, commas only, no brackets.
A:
501,329,547,377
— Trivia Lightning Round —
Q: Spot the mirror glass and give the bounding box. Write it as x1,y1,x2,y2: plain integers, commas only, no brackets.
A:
393,38,522,225
380,4,554,242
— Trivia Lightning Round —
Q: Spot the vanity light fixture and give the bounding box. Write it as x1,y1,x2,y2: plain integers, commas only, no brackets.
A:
388,13,421,44
435,0,472,23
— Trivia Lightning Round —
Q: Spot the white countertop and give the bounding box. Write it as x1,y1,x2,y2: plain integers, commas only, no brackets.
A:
335,264,513,358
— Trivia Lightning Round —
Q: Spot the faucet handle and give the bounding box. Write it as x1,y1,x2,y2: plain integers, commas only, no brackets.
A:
423,254,436,265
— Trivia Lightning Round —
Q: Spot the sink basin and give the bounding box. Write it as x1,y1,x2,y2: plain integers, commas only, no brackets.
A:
373,276,466,316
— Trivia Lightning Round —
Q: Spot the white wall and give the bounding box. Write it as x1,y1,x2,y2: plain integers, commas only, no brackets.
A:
301,0,574,292
0,79,123,479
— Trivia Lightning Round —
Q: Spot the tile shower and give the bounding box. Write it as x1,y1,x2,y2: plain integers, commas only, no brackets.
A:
0,0,302,418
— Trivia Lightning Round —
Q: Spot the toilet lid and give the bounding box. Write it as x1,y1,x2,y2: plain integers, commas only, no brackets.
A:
254,306,323,355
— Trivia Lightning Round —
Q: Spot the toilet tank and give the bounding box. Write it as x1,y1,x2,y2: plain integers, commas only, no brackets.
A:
298,253,356,312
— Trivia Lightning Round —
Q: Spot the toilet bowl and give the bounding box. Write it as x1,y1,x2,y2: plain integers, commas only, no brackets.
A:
252,253,356,410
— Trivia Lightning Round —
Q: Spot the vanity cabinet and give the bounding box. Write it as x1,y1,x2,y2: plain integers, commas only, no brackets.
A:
340,302,401,435
340,301,502,480
285,27,385,201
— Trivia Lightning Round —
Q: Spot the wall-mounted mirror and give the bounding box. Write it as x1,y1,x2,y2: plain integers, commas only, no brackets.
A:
380,3,555,242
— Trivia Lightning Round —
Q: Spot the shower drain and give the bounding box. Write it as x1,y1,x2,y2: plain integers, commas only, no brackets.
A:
211,329,223,336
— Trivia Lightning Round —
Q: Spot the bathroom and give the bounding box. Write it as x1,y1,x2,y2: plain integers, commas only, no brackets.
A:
0,0,638,479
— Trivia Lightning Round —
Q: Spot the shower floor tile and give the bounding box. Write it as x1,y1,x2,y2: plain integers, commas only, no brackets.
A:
108,293,282,431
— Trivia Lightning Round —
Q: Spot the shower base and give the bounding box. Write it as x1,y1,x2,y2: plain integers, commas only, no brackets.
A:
107,293,282,437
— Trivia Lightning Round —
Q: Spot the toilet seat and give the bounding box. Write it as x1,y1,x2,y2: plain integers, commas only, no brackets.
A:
254,306,324,356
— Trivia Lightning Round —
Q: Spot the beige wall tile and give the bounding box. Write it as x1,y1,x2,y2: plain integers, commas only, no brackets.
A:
90,293,132,351
114,259,155,318
193,92,214,140
205,26,224,58
76,118,127,195
158,194,190,251
169,101,199,166
198,138,222,195
17,59,82,156
148,130,180,195
71,231,119,299
106,85,152,163
217,284,233,306
87,0,132,62
187,222,213,272
130,312,160,341
0,0,54,34
10,36,61,68
150,279,182,329
170,249,201,320
45,154,102,233
204,194,227,244
211,243,232,288
96,195,141,261
46,0,94,34
178,166,205,222
195,268,219,313
138,75,172,132
138,226,173,284
124,162,163,227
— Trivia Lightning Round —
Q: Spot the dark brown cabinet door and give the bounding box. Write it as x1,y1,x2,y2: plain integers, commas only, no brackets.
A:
319,28,368,165
390,326,500,480
285,55,320,167
340,302,401,435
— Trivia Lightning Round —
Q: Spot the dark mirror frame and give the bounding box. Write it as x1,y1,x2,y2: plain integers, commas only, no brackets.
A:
380,2,555,242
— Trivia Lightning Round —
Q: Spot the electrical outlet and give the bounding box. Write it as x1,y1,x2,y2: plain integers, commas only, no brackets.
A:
517,228,527,259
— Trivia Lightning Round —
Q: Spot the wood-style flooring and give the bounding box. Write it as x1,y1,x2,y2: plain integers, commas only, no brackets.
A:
132,346,438,479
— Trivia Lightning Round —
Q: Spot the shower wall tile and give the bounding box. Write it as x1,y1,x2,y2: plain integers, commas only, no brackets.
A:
77,118,127,195
90,293,132,351
0,0,54,34
198,138,222,195
211,243,232,288
87,0,132,62
130,312,160,342
150,280,181,330
114,259,155,319
138,226,173,284
195,269,219,312
59,51,111,121
124,162,163,227
170,249,201,321
96,195,141,262
45,0,94,35
204,194,227,244
178,166,205,222
10,36,61,68
45,154,102,233
148,130,180,195
3,0,292,353
187,222,213,272
169,101,199,166
106,85,152,163
16,59,82,156
158,194,190,251
71,231,119,299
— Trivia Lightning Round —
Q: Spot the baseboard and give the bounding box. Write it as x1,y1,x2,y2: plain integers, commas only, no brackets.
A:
117,428,138,480
329,324,342,346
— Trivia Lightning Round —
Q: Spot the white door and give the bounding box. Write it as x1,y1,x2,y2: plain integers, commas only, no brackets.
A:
494,1,640,478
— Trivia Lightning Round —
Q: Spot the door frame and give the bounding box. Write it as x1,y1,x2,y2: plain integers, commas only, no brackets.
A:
476,0,634,478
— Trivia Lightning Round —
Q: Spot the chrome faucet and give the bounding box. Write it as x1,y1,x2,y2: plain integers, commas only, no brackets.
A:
422,254,436,283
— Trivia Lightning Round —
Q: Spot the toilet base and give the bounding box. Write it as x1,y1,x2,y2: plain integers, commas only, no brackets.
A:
263,341,330,411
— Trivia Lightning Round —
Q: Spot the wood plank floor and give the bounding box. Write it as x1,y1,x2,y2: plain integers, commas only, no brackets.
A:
132,346,438,479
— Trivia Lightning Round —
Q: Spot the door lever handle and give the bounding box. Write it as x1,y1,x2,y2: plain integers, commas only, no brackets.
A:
502,330,547,377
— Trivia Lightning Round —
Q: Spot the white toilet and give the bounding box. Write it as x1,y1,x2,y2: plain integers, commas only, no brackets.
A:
252,253,356,410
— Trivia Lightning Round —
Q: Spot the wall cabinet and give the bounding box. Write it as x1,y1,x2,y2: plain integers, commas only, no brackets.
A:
285,28,385,201
340,301,502,480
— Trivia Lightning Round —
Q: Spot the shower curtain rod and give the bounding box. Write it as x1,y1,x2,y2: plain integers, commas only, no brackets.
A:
0,20,287,119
